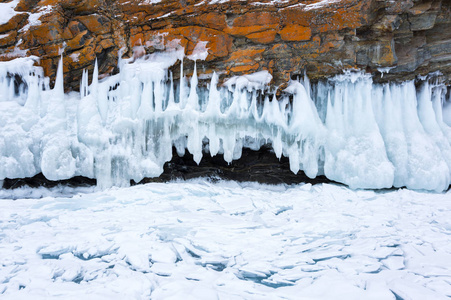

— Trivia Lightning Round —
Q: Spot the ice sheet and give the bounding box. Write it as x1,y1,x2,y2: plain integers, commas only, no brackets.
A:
0,181,450,299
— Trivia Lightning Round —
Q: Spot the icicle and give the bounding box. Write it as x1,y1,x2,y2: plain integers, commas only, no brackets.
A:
1,54,451,191
130,77,141,118
165,71,177,112
54,55,64,97
179,57,185,106
84,69,89,96
204,72,221,117
91,59,99,92
92,59,107,124
186,62,199,110
154,79,164,114
25,69,41,110
301,69,311,98
80,69,87,98
138,81,154,118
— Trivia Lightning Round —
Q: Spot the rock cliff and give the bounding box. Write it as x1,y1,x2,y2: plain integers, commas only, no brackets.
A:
1,0,450,90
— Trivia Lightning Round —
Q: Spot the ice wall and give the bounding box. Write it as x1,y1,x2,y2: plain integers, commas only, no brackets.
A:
1,53,451,191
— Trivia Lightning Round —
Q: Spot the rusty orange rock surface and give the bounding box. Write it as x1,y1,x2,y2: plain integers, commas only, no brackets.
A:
0,0,450,89
279,25,312,41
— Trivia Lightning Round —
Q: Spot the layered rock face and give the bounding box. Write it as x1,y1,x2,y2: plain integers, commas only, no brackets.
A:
1,0,450,89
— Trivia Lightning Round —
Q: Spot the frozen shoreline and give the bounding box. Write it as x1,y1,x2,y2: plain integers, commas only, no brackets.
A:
1,180,450,299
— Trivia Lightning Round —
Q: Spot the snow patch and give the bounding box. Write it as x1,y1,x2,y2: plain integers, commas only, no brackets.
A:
139,0,162,4
0,0,20,25
69,53,80,62
187,41,209,61
19,5,53,33
251,0,290,6
303,0,342,10
283,0,342,11
223,70,273,91
0,47,28,58
378,66,395,78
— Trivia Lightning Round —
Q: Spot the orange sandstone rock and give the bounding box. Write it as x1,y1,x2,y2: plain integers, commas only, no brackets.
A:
224,12,279,43
196,13,227,31
23,23,62,47
66,31,90,51
0,32,18,47
279,25,312,42
140,26,233,60
75,15,111,35
0,0,450,88
0,13,28,33
246,30,278,44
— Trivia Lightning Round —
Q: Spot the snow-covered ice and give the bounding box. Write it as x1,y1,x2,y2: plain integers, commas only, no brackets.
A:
0,181,450,299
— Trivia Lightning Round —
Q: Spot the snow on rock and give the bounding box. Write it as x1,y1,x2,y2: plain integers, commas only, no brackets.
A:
139,0,163,4
1,54,451,191
0,46,29,59
186,41,209,61
0,0,20,25
69,53,80,62
303,0,342,11
0,181,450,299
18,5,54,33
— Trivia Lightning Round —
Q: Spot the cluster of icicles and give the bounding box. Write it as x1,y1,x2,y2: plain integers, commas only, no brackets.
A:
1,50,451,191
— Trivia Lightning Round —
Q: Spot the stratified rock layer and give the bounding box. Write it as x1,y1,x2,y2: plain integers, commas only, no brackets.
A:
0,0,450,89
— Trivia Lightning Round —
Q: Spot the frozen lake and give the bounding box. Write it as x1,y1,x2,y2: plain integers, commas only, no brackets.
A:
0,181,450,299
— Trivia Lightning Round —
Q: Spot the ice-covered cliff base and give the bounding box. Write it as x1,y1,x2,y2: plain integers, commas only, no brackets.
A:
1,53,451,191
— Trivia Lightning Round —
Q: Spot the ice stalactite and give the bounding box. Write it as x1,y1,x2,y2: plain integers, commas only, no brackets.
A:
323,74,395,189
1,52,451,191
368,80,451,191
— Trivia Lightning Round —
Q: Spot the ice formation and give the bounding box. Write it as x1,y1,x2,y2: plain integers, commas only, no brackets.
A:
1,51,451,191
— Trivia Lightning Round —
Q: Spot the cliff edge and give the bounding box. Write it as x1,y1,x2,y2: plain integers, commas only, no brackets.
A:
1,0,450,89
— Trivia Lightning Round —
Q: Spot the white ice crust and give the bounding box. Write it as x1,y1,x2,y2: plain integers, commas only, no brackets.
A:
1,53,451,191
0,181,450,299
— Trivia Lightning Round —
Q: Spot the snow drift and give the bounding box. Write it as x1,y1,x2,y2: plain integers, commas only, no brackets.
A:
1,51,451,191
